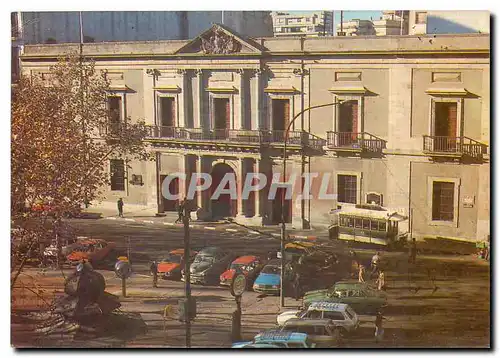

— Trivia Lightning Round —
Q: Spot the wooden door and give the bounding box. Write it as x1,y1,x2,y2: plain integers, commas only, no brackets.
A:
434,102,457,151
160,175,179,212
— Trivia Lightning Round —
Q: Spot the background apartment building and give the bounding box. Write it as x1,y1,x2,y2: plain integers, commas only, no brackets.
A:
19,24,490,243
409,10,490,35
272,11,334,37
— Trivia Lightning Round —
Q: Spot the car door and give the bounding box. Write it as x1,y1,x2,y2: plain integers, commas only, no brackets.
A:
310,325,337,348
323,311,348,331
341,289,363,313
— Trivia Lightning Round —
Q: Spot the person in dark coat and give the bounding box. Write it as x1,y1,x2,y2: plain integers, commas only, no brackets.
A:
175,199,185,223
408,238,417,264
374,311,385,343
150,260,158,288
117,198,124,217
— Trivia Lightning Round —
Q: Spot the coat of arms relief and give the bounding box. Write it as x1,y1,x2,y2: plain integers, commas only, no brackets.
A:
200,29,242,55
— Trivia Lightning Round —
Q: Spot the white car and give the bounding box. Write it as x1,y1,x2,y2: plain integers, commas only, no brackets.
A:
277,302,359,333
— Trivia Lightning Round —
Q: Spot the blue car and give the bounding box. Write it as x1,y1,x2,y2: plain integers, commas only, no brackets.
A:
232,331,315,348
253,259,281,295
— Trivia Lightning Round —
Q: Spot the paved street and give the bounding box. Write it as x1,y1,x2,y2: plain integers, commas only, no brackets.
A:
11,218,490,348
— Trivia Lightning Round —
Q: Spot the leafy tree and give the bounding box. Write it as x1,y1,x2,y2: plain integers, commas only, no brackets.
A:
11,53,151,283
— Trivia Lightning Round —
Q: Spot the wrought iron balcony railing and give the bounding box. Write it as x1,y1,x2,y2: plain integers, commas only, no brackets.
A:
326,132,387,152
145,126,326,150
423,135,488,159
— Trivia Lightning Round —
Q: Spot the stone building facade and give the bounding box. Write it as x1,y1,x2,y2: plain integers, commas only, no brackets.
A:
20,25,490,242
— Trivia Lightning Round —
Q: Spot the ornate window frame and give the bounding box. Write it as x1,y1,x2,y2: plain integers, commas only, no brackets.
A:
267,93,295,131
335,171,363,205
332,94,364,133
429,97,463,137
106,91,126,121
208,92,234,130
156,92,180,127
427,176,460,227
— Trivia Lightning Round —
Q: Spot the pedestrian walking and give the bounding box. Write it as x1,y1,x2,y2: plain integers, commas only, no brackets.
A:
376,270,385,291
175,199,185,223
371,251,381,277
374,311,385,343
408,238,417,264
150,260,158,288
358,264,366,283
293,272,301,300
117,198,124,217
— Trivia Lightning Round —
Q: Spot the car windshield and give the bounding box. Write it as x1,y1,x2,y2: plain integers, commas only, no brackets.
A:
194,255,214,264
162,254,182,263
230,263,246,270
262,265,280,274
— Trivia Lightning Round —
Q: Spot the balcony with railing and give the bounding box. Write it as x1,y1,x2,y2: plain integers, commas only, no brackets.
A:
145,126,326,151
423,135,488,160
326,132,387,154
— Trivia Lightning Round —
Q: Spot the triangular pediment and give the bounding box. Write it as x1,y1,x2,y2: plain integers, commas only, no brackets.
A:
174,24,263,55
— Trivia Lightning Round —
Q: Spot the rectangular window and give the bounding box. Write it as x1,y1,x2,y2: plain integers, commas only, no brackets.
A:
108,96,122,134
110,159,125,191
323,311,345,320
432,181,455,221
160,97,175,137
337,174,357,204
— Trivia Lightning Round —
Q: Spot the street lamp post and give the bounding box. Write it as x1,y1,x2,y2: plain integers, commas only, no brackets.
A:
280,99,343,308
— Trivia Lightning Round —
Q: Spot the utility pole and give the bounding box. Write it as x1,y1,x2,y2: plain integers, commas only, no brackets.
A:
183,203,192,348
280,99,344,308
340,11,344,34
400,10,404,35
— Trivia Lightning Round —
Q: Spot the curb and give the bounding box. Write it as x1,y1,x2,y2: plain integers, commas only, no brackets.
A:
103,216,321,241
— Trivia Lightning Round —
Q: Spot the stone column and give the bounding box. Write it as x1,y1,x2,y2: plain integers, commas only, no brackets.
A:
254,69,262,130
237,158,244,217
179,154,186,199
196,69,203,129
196,155,203,210
177,69,187,128
236,69,245,129
254,158,261,218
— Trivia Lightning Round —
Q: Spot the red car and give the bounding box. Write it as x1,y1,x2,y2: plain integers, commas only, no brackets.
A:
219,255,264,288
156,249,197,280
66,238,117,265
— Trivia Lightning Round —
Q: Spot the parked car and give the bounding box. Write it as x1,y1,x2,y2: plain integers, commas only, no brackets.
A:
239,330,316,348
277,302,359,334
65,238,120,269
252,259,283,295
156,249,197,280
281,241,316,261
184,247,234,285
303,280,387,315
220,255,264,288
280,318,342,348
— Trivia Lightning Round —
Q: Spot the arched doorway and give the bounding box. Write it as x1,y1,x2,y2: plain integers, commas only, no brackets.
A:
210,163,237,219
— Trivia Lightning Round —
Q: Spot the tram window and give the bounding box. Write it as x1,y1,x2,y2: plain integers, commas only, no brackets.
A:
355,218,362,228
362,219,370,230
340,216,347,227
347,218,354,227
371,221,379,231
379,222,387,232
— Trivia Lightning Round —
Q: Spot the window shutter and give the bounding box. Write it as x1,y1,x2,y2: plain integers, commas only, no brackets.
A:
225,99,231,129
170,98,176,127
284,100,290,129
447,103,457,137
351,101,358,134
